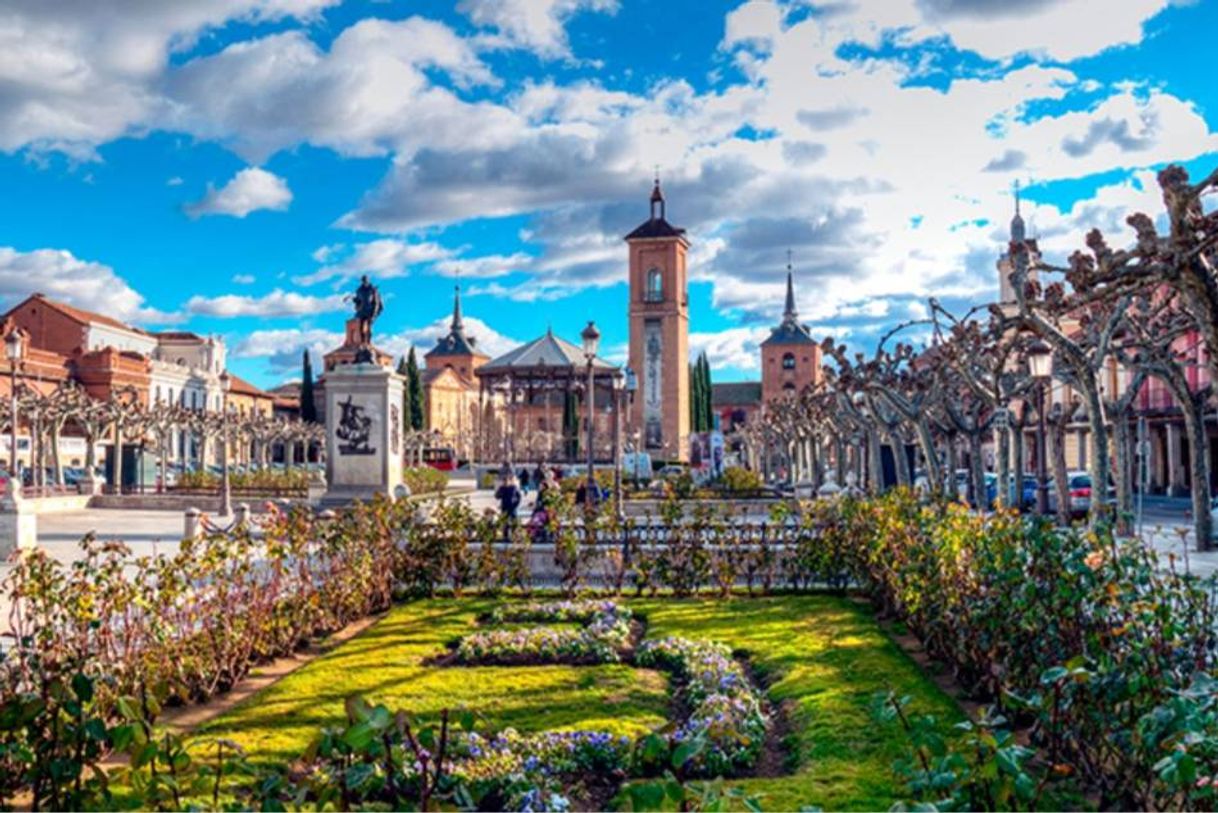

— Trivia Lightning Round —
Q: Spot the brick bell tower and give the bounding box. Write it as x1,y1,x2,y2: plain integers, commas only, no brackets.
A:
626,176,690,462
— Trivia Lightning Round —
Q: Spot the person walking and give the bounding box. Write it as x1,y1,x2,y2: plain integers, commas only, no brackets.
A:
495,472,522,540
519,468,531,493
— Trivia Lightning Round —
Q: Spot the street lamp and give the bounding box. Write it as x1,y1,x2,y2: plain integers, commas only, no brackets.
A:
580,320,600,511
5,329,21,479
1027,338,1052,517
219,370,233,517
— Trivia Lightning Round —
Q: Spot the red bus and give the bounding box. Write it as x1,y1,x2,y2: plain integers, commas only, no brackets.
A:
422,447,456,471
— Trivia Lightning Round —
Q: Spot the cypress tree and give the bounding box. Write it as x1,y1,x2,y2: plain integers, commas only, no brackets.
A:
300,350,317,423
700,352,714,430
562,389,579,459
691,363,701,431
405,347,425,430
396,355,410,431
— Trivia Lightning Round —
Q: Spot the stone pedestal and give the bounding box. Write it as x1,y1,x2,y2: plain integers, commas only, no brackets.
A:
0,490,37,556
320,362,406,507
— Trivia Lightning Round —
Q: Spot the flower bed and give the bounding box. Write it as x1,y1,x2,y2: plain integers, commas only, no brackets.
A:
449,600,770,786
486,599,634,626
455,600,633,665
453,728,633,810
637,636,768,776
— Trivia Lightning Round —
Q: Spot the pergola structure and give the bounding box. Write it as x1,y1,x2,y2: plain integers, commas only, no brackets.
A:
475,328,624,466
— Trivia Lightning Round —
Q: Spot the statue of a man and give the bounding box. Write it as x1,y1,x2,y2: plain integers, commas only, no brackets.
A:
350,275,383,346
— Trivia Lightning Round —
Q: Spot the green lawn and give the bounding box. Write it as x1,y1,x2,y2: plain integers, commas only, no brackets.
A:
193,600,670,766
193,595,962,810
633,596,964,811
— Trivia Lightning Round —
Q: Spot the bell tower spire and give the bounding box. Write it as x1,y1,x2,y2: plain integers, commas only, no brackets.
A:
783,249,797,322
451,283,464,332
649,168,665,220
1010,179,1026,243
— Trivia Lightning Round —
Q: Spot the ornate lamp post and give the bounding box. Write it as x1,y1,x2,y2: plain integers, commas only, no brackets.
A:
580,320,600,510
1027,339,1052,516
5,329,21,478
219,370,233,517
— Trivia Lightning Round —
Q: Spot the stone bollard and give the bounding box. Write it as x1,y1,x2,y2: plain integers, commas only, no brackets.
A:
235,503,251,528
184,507,201,540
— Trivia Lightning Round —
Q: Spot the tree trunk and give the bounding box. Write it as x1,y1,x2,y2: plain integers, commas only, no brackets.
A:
159,435,167,494
1181,395,1213,551
1051,412,1070,526
1012,424,1025,511
114,424,124,494
1110,411,1134,536
878,422,910,490
1080,383,1111,526
868,430,883,495
968,431,986,509
84,430,96,471
995,424,1010,509
915,420,941,497
51,424,63,486
945,434,960,500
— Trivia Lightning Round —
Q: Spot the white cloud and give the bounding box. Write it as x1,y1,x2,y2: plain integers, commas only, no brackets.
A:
434,252,533,280
690,326,771,373
185,167,292,218
234,313,522,375
0,0,337,158
913,0,1171,62
185,288,345,317
295,239,452,286
165,19,505,163
458,0,618,58
232,327,341,374
231,273,256,284
395,315,521,361
0,246,176,325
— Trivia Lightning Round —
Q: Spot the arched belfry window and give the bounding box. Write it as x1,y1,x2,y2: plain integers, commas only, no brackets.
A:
782,352,796,370
646,267,663,302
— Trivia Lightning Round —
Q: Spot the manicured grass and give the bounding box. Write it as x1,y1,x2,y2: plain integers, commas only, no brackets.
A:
193,600,670,766
634,595,965,811
192,595,963,810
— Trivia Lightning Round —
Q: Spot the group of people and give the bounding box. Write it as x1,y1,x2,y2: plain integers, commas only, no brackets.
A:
494,462,562,542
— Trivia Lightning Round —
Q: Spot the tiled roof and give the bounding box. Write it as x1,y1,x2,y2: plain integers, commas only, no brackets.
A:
760,322,818,346
625,217,686,240
155,331,204,341
426,331,480,358
30,294,146,334
478,329,618,374
228,373,271,398
711,381,761,406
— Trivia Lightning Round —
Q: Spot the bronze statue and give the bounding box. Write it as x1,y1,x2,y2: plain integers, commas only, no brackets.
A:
348,275,383,362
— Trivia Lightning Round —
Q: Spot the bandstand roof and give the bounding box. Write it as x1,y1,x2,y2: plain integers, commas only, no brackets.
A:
476,328,619,382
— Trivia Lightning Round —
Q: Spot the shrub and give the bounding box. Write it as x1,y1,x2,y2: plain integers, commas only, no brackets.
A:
720,466,762,493
403,465,447,494
175,467,312,491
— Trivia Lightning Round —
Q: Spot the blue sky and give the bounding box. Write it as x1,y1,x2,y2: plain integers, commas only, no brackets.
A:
0,0,1215,387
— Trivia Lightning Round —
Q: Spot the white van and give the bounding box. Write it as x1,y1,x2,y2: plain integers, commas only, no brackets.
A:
622,452,653,485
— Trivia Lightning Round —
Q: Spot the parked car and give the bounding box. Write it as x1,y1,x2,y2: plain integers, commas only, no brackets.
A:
656,463,689,481
1045,471,1116,517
